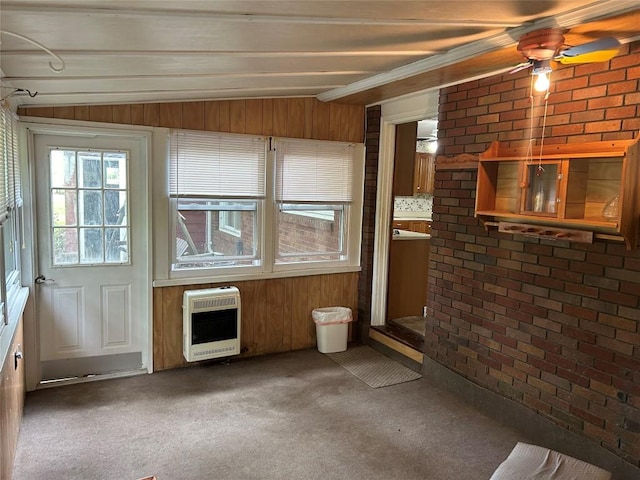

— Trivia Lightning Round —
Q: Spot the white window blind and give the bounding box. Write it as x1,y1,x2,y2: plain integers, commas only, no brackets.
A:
274,138,355,203
169,130,266,198
0,109,11,224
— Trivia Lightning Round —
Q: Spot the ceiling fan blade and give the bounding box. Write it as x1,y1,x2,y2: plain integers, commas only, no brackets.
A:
509,62,533,74
555,36,621,64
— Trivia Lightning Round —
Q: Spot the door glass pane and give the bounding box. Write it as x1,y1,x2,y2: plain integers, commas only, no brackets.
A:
50,149,129,266
51,189,77,226
53,228,79,264
106,228,128,263
79,190,103,225
104,191,126,225
104,153,127,189
78,152,102,188
80,228,103,263
50,150,76,188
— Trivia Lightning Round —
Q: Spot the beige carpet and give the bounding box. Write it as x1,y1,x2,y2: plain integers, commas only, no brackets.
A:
327,345,422,388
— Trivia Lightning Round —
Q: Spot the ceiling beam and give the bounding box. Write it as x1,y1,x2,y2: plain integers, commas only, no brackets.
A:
0,4,521,27
4,71,378,82
0,49,442,58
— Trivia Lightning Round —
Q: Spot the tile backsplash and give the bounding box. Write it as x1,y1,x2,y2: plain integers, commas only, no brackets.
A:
394,194,433,219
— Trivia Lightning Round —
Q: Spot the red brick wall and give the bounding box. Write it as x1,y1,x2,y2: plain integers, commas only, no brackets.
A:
429,41,640,466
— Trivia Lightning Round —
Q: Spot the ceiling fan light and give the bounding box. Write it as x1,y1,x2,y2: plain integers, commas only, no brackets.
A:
534,71,551,92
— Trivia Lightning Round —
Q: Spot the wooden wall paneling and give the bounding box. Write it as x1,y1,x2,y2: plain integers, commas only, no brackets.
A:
306,275,322,345
130,104,145,125
143,103,160,126
182,102,204,131
89,105,113,123
74,106,90,121
344,271,359,341
272,98,289,137
23,107,53,118
204,101,220,132
282,278,293,351
266,278,287,352
245,99,263,135
112,104,132,125
320,273,343,307
290,276,311,349
229,100,246,134
287,98,305,138
329,103,343,142
162,286,187,369
303,98,315,139
218,100,231,132
252,280,268,354
339,104,352,143
236,281,256,355
348,105,364,143
262,99,274,136
53,106,75,120
153,287,165,371
159,102,183,129
312,101,331,140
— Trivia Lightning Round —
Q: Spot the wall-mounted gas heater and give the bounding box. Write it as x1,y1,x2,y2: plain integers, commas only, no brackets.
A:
183,287,241,362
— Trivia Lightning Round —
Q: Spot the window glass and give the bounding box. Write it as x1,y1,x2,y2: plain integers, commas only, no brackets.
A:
174,199,259,270
276,204,346,263
50,149,129,265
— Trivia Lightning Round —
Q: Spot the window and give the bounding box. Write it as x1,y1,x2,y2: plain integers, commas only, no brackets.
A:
0,107,23,333
169,130,266,273
167,130,363,279
274,138,356,265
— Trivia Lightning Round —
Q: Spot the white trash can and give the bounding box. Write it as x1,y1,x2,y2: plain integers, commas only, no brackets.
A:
312,307,353,353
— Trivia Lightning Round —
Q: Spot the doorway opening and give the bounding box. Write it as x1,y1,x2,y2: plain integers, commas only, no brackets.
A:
371,116,437,354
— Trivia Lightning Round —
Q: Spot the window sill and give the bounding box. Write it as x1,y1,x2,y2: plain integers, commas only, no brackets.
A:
0,287,29,372
153,265,361,287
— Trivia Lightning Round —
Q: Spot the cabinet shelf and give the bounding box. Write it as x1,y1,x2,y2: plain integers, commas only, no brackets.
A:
476,137,640,248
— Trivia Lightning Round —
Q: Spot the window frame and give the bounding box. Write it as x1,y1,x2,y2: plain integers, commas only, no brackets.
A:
163,131,364,283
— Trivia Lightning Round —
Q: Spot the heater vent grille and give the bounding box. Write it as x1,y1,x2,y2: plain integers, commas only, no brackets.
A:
193,296,237,310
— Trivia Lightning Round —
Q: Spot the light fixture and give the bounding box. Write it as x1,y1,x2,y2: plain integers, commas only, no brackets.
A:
532,60,552,92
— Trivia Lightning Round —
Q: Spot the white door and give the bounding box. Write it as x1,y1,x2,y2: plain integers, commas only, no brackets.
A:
34,133,149,380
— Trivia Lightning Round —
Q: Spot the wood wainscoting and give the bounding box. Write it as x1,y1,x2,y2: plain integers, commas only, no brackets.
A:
153,272,359,370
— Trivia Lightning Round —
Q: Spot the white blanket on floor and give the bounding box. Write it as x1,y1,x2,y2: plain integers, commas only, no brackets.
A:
490,442,612,480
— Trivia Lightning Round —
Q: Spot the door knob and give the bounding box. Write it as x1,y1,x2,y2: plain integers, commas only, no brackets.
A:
35,274,55,284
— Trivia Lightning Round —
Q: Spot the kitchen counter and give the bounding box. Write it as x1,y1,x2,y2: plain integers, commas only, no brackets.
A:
392,229,431,240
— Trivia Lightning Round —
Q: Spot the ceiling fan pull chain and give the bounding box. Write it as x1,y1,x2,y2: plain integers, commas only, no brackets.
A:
538,92,550,169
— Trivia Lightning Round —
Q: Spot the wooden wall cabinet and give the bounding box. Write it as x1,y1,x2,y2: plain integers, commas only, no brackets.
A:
476,138,640,248
1,320,25,480
393,122,418,196
414,153,435,195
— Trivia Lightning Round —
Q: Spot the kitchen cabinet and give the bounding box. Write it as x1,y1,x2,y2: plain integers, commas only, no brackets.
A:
393,122,418,196
393,220,431,234
414,152,435,194
476,137,640,248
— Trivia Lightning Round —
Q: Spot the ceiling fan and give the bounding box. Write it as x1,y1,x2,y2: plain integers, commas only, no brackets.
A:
510,28,621,84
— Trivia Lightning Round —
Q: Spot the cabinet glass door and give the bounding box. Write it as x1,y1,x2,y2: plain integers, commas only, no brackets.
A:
522,162,561,216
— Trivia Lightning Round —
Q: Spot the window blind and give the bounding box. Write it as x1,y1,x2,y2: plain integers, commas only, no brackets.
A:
0,109,10,224
274,138,355,203
169,129,266,198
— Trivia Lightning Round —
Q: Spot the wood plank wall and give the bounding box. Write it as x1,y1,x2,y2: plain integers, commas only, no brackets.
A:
154,272,359,371
19,98,365,370
18,97,365,143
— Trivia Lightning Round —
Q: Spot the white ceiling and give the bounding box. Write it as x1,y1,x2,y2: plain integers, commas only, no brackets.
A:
1,1,639,108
